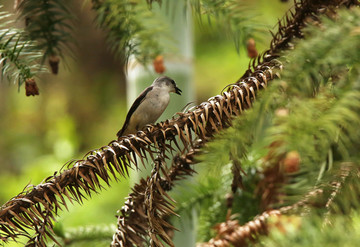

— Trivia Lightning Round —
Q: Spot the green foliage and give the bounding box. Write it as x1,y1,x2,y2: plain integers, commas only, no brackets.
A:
0,7,45,88
92,0,166,65
93,0,261,65
145,0,162,6
259,211,360,247
190,0,261,52
174,163,261,242
1,0,262,88
2,0,262,84
3,1,360,246
181,7,360,242
54,224,115,247
174,170,230,241
17,0,74,61
211,6,360,196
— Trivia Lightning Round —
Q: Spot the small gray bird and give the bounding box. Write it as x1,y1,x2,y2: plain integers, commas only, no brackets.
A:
117,76,182,138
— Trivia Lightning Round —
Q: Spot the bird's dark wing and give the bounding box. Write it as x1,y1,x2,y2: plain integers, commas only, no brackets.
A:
117,86,153,138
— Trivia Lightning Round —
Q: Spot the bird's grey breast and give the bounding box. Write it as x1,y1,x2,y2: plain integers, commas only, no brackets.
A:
130,87,170,127
145,87,170,114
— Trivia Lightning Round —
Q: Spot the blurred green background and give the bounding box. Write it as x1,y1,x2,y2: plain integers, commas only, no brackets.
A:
0,0,291,245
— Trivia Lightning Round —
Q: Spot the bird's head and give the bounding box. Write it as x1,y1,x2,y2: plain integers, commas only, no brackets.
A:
152,76,182,95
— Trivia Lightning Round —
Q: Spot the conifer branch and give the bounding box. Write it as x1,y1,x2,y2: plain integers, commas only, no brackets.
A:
197,210,281,247
90,0,166,65
189,0,260,53
239,0,359,80
144,155,176,247
1,0,358,246
0,58,276,246
259,164,360,246
91,0,262,65
198,164,358,247
16,0,74,74
0,7,45,94
111,140,201,247
111,1,360,245
197,3,360,245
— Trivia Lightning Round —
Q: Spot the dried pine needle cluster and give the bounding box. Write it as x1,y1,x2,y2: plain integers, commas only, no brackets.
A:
111,141,201,247
197,210,281,247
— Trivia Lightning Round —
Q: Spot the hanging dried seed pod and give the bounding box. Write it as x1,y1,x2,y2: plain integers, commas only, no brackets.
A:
25,78,39,96
153,55,166,74
247,38,258,58
48,55,60,74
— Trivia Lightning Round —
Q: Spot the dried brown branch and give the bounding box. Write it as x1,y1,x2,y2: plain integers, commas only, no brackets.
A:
145,155,176,247
111,140,202,247
197,210,281,247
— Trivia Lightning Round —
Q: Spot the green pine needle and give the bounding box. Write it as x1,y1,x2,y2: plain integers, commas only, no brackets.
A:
92,0,167,65
187,7,360,242
17,0,75,61
0,7,45,88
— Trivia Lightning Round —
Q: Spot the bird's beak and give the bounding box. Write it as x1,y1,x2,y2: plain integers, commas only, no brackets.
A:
175,86,182,95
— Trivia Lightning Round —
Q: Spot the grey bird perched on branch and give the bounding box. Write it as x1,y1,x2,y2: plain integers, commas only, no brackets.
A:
117,76,182,139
